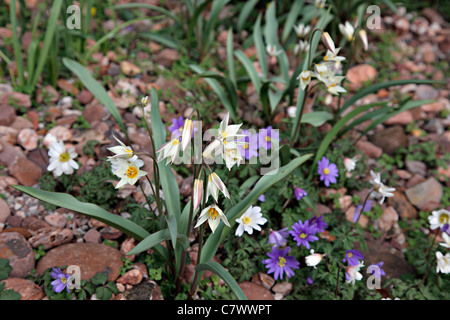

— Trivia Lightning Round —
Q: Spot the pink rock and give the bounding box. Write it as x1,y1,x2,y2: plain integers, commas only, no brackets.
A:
346,64,378,91
83,229,102,244
238,282,274,300
0,105,16,126
116,269,143,286
17,128,38,151
47,125,72,141
0,197,10,224
384,110,414,125
378,206,398,231
8,156,42,187
1,278,45,300
0,232,35,278
355,140,383,159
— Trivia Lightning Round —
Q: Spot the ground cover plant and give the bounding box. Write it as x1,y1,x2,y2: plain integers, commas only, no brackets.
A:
0,0,449,302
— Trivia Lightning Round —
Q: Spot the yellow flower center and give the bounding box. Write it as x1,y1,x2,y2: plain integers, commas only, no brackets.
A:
348,252,353,258
266,136,271,142
242,216,251,225
208,207,219,220
440,214,449,224
323,168,330,175
278,257,286,267
300,233,307,239
302,74,311,81
171,139,179,145
59,152,70,162
126,166,138,179
244,144,249,150
61,277,67,284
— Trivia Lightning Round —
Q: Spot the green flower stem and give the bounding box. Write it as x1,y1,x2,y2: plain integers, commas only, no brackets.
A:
189,222,206,299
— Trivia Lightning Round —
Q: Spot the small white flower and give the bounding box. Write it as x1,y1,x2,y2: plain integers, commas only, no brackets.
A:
297,70,315,91
439,232,450,248
266,44,283,57
193,179,204,212
287,106,297,118
181,118,194,151
156,138,181,165
323,76,347,95
321,32,336,54
315,0,326,9
359,29,369,51
339,21,355,41
305,249,326,268
223,143,243,170
47,140,79,177
343,157,358,172
195,204,230,233
206,172,230,203
293,23,311,38
113,159,147,189
294,40,310,54
323,48,346,62
108,156,144,177
108,135,135,160
369,170,396,204
314,62,335,82
436,251,450,274
429,209,450,230
235,206,267,236
345,261,364,285
43,133,58,148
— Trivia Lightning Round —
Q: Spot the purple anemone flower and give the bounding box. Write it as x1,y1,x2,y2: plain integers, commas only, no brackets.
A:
317,156,339,187
343,249,364,266
258,126,280,150
368,261,386,280
237,129,259,160
268,228,290,247
290,220,319,249
50,268,71,293
262,246,299,281
294,187,307,200
258,194,266,202
308,215,328,233
168,116,185,138
353,200,373,223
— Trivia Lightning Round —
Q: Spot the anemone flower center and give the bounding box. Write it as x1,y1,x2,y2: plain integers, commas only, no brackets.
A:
300,233,307,239
61,277,67,284
59,152,70,162
242,216,251,225
348,252,353,258
278,257,286,267
440,214,449,224
323,168,330,175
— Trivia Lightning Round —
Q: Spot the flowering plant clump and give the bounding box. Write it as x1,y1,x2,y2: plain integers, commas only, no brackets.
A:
9,0,449,302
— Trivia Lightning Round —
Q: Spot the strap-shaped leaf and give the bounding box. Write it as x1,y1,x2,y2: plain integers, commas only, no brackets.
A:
127,229,170,256
200,154,313,264
62,58,128,138
11,185,150,241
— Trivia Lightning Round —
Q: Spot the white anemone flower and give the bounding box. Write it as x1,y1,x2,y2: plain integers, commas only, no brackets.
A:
305,249,326,268
343,157,358,172
339,21,355,41
206,172,230,202
436,251,450,274
369,170,396,204
195,204,230,233
439,232,450,248
428,209,450,230
345,261,364,285
47,140,79,177
293,23,311,38
108,156,144,177
297,70,315,90
113,159,147,189
235,206,267,236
